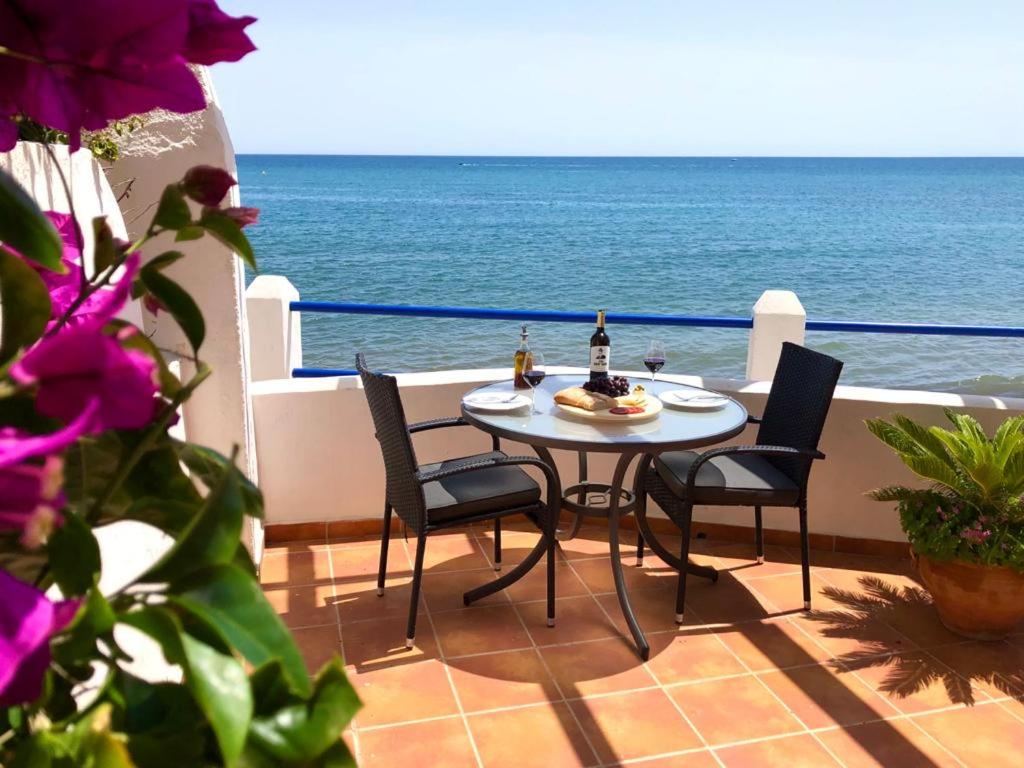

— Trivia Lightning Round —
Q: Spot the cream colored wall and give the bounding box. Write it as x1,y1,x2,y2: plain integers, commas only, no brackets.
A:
250,368,1023,542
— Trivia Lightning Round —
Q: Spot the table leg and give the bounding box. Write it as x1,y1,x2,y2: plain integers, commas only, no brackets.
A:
533,446,584,541
634,454,718,583
606,453,650,660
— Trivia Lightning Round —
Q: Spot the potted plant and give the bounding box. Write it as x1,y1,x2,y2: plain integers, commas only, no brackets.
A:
867,409,1024,639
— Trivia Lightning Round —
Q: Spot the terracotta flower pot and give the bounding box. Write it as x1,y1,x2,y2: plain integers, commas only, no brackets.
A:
913,552,1024,640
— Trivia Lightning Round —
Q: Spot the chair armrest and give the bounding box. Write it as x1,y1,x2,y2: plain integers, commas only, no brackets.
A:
408,416,469,434
685,444,825,491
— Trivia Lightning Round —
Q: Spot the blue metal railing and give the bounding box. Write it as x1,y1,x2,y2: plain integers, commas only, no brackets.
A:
288,301,1024,378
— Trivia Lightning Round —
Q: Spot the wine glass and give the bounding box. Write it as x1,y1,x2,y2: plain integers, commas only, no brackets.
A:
523,350,546,414
643,340,666,382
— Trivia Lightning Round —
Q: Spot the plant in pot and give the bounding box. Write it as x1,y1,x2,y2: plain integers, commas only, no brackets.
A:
867,409,1024,640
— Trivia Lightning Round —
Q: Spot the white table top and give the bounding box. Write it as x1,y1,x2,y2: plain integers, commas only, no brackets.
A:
460,374,749,454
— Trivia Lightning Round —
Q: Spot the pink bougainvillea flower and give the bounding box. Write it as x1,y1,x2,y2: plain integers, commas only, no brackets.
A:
184,0,257,65
221,206,259,228
182,165,237,206
0,0,256,150
10,327,159,433
0,402,96,470
0,570,80,706
0,456,64,548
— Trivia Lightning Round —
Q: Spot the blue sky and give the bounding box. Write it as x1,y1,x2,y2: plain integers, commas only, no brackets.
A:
216,1,1023,156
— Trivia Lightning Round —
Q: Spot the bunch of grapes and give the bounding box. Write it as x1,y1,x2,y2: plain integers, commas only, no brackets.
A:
582,375,630,397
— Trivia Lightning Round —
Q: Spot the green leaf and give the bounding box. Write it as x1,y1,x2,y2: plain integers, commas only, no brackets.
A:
178,442,263,519
0,168,63,270
116,324,182,397
118,675,207,768
170,564,311,697
139,264,205,354
174,225,205,242
199,209,256,269
140,454,244,583
48,512,101,596
153,185,192,231
247,660,360,763
180,632,252,765
119,606,184,665
92,217,119,275
144,250,185,272
0,246,52,363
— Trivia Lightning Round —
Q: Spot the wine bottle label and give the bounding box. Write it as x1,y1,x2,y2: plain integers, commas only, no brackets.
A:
590,346,610,372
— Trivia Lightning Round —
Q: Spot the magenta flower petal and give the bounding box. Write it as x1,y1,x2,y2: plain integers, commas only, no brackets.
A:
0,570,80,707
10,328,158,433
184,0,257,65
182,165,237,206
221,206,259,228
0,402,96,470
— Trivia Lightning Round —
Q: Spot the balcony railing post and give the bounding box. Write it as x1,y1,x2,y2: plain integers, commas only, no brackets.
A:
746,290,806,380
245,275,302,381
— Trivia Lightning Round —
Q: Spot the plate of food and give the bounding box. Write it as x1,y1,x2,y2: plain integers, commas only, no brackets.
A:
553,380,663,423
462,392,532,412
659,389,731,411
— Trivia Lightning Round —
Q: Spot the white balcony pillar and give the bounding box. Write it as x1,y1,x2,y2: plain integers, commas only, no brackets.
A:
245,275,302,381
746,290,806,380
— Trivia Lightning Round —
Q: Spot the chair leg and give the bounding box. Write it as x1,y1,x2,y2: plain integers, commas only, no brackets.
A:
799,503,811,611
546,514,556,628
635,527,645,567
406,532,427,649
377,503,393,596
493,518,502,572
754,505,764,565
674,502,694,624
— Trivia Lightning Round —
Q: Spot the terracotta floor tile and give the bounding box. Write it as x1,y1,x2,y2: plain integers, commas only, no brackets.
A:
708,542,802,580
684,577,777,625
357,717,477,767
926,640,1024,700
792,613,915,661
715,617,832,672
477,530,548,567
745,573,840,613
263,584,336,628
467,702,598,768
915,702,1024,766
569,688,702,763
867,596,964,650
418,532,492,572
595,587,703,636
624,750,719,768
517,596,618,647
758,663,898,729
447,648,559,713
559,529,614,561
645,631,747,685
290,624,342,673
333,576,424,625
810,549,912,574
667,674,803,745
815,718,962,768
340,614,440,671
330,542,410,581
716,734,842,767
569,556,671,595
421,568,510,613
348,658,460,727
848,651,988,714
431,604,533,658
263,538,328,555
259,549,332,587
540,637,657,697
505,559,588,603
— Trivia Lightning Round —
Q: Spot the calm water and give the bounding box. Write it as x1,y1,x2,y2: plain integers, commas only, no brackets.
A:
238,155,1024,395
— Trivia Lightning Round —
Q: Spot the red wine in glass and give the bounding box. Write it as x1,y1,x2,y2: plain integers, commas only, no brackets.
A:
643,357,665,376
524,370,546,388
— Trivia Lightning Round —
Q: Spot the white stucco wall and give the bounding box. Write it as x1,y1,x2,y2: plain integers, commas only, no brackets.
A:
104,69,261,558
250,367,1024,543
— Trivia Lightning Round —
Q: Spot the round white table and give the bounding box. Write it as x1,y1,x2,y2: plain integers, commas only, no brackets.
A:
462,373,749,659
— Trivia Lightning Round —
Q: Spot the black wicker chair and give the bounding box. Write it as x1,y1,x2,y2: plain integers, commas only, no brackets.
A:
638,342,842,622
356,354,558,648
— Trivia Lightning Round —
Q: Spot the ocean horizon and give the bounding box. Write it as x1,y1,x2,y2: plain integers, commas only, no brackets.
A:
237,154,1024,396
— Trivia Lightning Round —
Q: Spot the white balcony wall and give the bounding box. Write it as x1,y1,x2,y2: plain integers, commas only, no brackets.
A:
250,368,1023,543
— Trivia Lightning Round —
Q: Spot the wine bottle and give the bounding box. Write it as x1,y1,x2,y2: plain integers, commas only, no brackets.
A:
589,309,610,380
513,324,533,389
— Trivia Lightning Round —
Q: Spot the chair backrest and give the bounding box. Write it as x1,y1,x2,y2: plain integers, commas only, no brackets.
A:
356,354,426,531
756,342,843,487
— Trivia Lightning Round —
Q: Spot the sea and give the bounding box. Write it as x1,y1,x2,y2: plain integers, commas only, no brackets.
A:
237,155,1024,396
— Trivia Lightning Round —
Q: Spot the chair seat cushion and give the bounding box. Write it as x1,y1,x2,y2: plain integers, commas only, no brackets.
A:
422,451,542,523
654,450,800,506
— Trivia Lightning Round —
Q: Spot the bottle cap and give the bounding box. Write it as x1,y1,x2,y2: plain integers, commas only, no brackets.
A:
520,323,529,339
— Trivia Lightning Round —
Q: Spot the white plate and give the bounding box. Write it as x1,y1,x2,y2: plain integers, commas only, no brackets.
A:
659,389,731,411
462,392,531,412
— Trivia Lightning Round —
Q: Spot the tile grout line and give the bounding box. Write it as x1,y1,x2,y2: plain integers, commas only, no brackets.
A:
796,562,971,768
476,526,606,767
323,530,362,763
